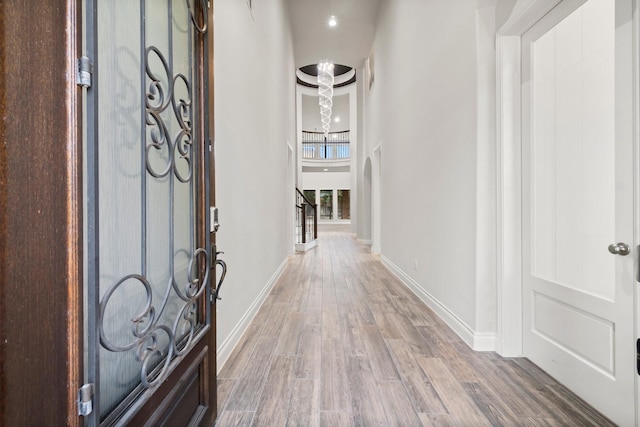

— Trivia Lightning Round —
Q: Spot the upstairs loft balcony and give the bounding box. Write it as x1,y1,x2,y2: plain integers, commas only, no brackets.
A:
302,130,350,162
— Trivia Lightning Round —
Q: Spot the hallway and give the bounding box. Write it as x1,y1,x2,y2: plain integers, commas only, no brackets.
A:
215,225,614,426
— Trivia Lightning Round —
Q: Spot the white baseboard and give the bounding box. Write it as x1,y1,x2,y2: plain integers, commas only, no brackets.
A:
216,258,289,372
295,240,317,252
473,332,497,351
357,239,372,245
380,255,496,352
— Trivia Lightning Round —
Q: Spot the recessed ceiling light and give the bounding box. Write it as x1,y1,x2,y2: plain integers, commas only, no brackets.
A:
323,168,329,172
328,16,337,27
334,116,340,123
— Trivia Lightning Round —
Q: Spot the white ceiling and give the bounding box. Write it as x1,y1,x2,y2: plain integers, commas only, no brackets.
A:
286,0,383,69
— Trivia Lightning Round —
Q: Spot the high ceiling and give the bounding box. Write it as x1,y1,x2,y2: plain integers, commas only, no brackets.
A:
286,0,383,69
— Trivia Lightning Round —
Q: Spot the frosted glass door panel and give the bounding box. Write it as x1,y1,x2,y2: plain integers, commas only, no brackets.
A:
530,0,615,300
96,1,143,416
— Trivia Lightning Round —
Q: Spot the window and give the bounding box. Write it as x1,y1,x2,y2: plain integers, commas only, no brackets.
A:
320,189,333,219
337,189,350,219
303,189,316,216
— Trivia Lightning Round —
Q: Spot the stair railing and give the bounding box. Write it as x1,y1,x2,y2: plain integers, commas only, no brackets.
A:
296,188,317,244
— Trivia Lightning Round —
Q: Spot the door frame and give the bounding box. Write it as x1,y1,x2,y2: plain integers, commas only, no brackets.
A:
372,144,382,254
496,0,578,358
0,0,83,425
496,0,639,373
636,1,640,423
496,0,567,358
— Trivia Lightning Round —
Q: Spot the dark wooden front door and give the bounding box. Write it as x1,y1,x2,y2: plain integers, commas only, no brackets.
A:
83,1,217,425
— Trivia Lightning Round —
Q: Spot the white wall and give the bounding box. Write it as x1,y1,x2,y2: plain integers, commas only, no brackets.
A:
214,0,295,366
362,1,501,347
302,171,351,190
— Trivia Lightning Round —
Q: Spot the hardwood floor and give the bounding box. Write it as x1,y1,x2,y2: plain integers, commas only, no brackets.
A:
215,225,615,426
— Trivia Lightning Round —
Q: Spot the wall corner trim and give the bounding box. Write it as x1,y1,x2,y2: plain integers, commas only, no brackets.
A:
380,255,496,352
498,0,562,35
216,257,289,372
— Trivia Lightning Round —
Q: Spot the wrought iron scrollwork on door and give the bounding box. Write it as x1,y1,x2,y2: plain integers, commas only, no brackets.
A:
98,24,209,389
186,0,208,33
98,258,210,388
145,46,193,183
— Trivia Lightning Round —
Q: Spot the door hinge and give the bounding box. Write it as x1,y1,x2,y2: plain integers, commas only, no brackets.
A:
78,383,94,416
77,56,92,88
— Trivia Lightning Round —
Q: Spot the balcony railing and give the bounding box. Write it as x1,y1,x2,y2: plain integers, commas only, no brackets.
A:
302,130,350,160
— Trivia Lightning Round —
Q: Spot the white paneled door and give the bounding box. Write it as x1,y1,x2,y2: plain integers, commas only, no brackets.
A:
522,0,635,425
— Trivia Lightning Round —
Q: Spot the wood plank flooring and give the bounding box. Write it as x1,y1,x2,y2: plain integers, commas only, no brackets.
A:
215,225,615,426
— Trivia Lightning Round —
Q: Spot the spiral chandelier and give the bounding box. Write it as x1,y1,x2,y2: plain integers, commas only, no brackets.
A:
317,61,335,137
